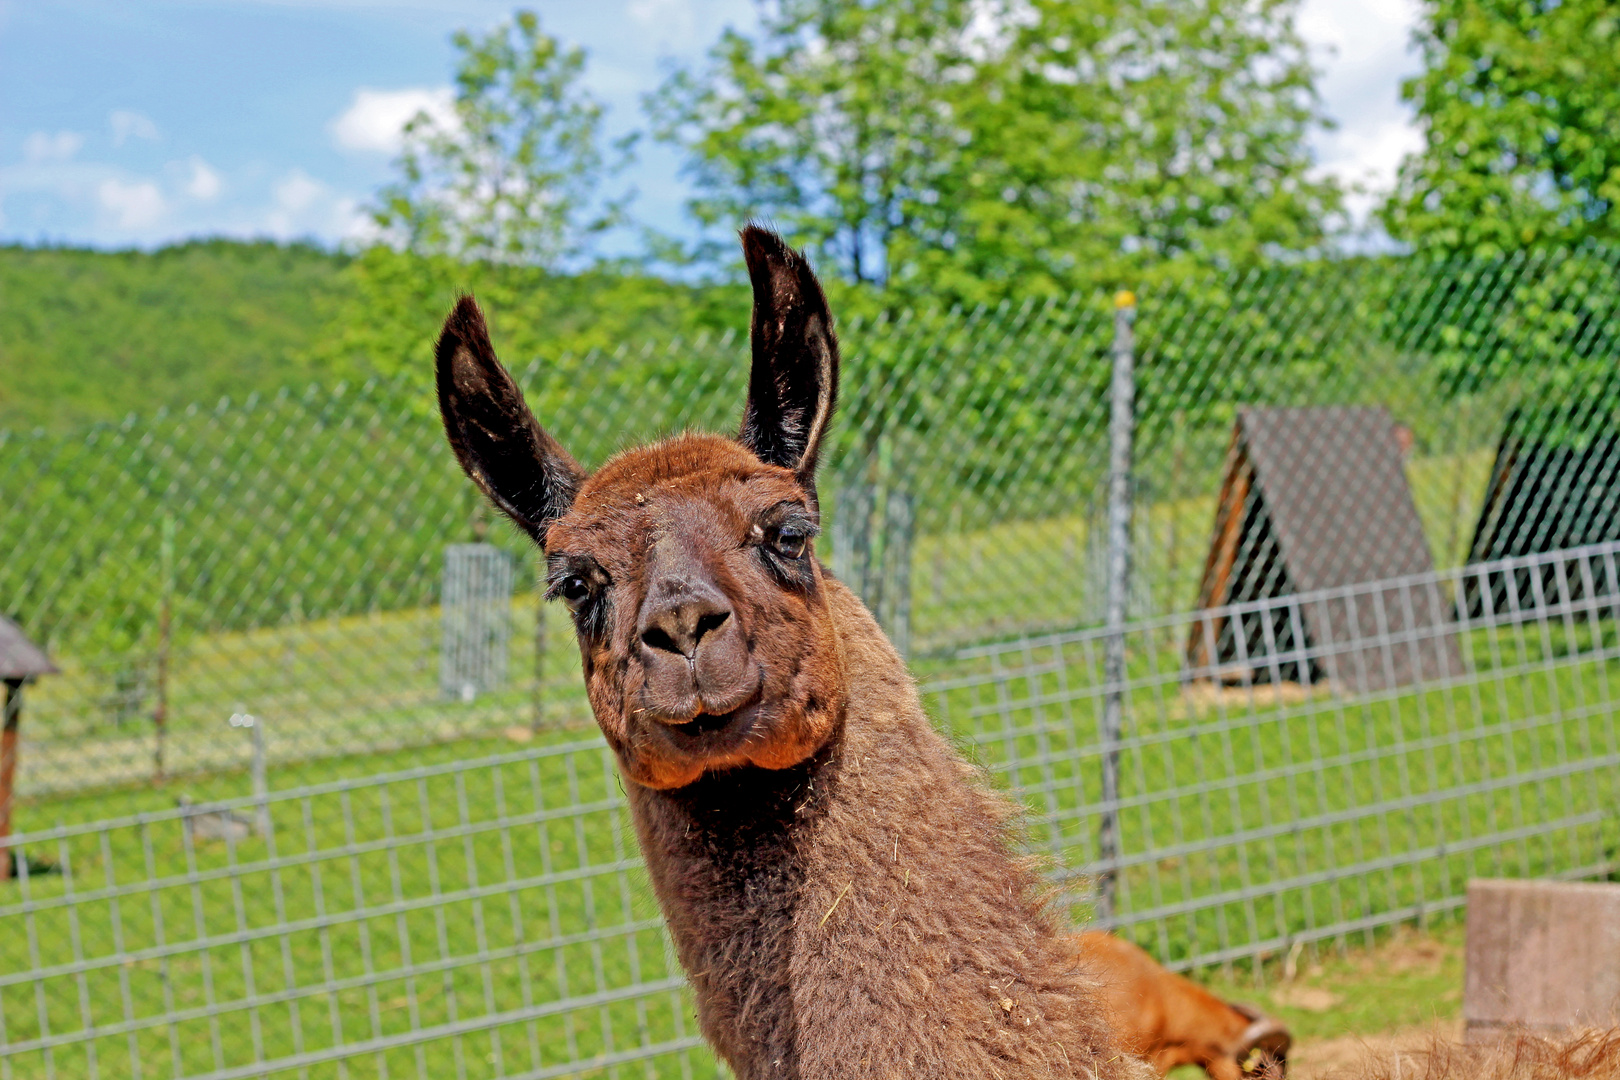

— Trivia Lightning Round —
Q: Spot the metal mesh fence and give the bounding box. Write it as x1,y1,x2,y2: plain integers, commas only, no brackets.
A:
3,541,1617,1079
2,245,1619,1075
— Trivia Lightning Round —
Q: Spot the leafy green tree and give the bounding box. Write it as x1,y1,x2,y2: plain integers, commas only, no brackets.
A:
371,9,623,265
1383,0,1620,254
649,0,979,288
308,245,747,386
933,0,1339,298
653,0,1338,303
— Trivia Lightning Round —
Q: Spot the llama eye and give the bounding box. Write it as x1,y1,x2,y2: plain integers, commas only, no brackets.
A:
771,527,808,560
559,576,590,604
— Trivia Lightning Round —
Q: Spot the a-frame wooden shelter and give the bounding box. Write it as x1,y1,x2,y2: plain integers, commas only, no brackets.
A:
1185,406,1462,694
1463,398,1620,618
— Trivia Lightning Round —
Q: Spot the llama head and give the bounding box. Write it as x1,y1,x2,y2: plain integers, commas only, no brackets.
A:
436,227,847,789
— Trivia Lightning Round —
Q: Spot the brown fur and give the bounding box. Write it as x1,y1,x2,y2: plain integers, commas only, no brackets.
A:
1332,1029,1620,1080
1073,932,1290,1078
435,227,1151,1079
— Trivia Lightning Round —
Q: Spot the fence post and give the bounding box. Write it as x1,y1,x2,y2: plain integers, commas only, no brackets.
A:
532,565,546,733
1097,290,1136,922
153,512,174,784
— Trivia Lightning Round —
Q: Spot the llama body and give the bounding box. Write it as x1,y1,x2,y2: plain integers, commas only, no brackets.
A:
1075,932,1290,1080
434,227,1147,1078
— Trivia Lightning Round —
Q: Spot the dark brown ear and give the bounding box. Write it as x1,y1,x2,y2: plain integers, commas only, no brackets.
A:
436,296,585,547
738,226,840,498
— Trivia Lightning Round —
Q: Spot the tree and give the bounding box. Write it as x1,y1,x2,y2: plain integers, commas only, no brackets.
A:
933,0,1339,298
649,0,978,289
1383,0,1620,254
652,0,1339,303
370,10,622,266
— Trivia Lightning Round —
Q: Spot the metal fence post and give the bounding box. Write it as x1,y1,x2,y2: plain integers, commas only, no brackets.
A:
1097,290,1136,922
153,512,174,784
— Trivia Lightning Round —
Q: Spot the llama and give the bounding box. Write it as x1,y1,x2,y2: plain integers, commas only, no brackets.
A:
1075,931,1290,1079
435,226,1156,1079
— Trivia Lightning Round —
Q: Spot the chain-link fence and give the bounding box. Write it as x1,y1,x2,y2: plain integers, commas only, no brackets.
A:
5,247,1616,801
2,246,1619,1076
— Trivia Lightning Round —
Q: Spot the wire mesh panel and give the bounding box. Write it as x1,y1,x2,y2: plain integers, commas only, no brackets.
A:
4,248,1619,800
923,540,1620,972
441,545,516,703
1,238,1619,1070
3,544,1618,1078
0,743,713,1080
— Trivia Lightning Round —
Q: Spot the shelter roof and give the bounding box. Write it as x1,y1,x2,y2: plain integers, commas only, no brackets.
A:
0,616,57,680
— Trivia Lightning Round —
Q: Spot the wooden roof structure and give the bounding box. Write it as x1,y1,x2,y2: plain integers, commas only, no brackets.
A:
0,616,56,683
1463,399,1620,618
1185,406,1462,694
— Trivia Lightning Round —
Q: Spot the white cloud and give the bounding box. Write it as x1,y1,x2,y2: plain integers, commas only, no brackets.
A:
110,109,160,146
628,0,697,49
1297,0,1425,227
183,156,223,200
98,178,166,228
274,170,324,214
23,131,84,164
329,86,455,153
261,169,369,239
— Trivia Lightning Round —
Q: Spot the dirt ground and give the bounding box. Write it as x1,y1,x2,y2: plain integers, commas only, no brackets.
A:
1290,1019,1466,1078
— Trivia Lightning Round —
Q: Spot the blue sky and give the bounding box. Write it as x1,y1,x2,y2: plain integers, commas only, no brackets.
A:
0,0,1421,252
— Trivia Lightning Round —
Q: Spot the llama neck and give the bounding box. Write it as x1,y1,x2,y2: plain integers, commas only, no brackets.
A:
627,742,835,1077
627,580,1117,1079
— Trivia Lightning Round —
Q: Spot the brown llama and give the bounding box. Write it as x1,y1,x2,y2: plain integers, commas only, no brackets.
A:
1074,931,1290,1079
435,226,1155,1079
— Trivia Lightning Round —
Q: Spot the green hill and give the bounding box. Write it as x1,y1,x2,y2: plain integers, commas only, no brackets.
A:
0,240,751,433
0,240,352,431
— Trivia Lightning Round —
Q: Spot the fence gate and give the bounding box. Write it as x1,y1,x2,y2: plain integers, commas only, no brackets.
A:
439,543,514,701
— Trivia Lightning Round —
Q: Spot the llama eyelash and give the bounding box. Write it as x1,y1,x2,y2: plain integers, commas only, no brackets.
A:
544,556,612,636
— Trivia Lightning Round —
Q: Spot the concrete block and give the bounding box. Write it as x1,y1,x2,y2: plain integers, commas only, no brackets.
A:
1464,878,1620,1042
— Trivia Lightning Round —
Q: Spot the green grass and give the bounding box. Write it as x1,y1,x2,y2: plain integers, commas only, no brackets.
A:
1203,921,1467,1045
1161,921,1467,1078
1,739,720,1080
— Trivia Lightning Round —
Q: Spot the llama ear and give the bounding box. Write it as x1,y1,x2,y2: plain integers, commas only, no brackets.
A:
738,226,840,494
436,296,586,548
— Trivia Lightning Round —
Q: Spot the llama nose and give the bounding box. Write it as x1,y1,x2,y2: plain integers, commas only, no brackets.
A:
639,589,733,659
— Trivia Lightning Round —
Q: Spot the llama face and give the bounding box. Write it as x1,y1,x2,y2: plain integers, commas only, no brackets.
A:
436,227,845,790
542,436,847,789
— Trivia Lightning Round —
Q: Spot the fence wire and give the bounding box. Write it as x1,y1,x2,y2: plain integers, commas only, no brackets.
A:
2,246,1620,1075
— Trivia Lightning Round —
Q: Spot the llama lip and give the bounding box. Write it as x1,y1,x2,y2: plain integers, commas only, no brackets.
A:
669,710,740,738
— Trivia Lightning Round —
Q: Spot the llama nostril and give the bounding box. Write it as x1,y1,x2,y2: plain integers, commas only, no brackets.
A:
641,627,682,655
693,611,729,644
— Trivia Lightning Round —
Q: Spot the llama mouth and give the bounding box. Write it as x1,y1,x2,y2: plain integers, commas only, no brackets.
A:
669,710,739,738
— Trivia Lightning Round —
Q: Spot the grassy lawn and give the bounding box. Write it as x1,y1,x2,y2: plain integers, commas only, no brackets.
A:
1,739,720,1080
926,618,1620,970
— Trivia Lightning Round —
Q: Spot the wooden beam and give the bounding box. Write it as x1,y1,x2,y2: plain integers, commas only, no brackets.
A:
1187,429,1251,673
0,678,22,882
